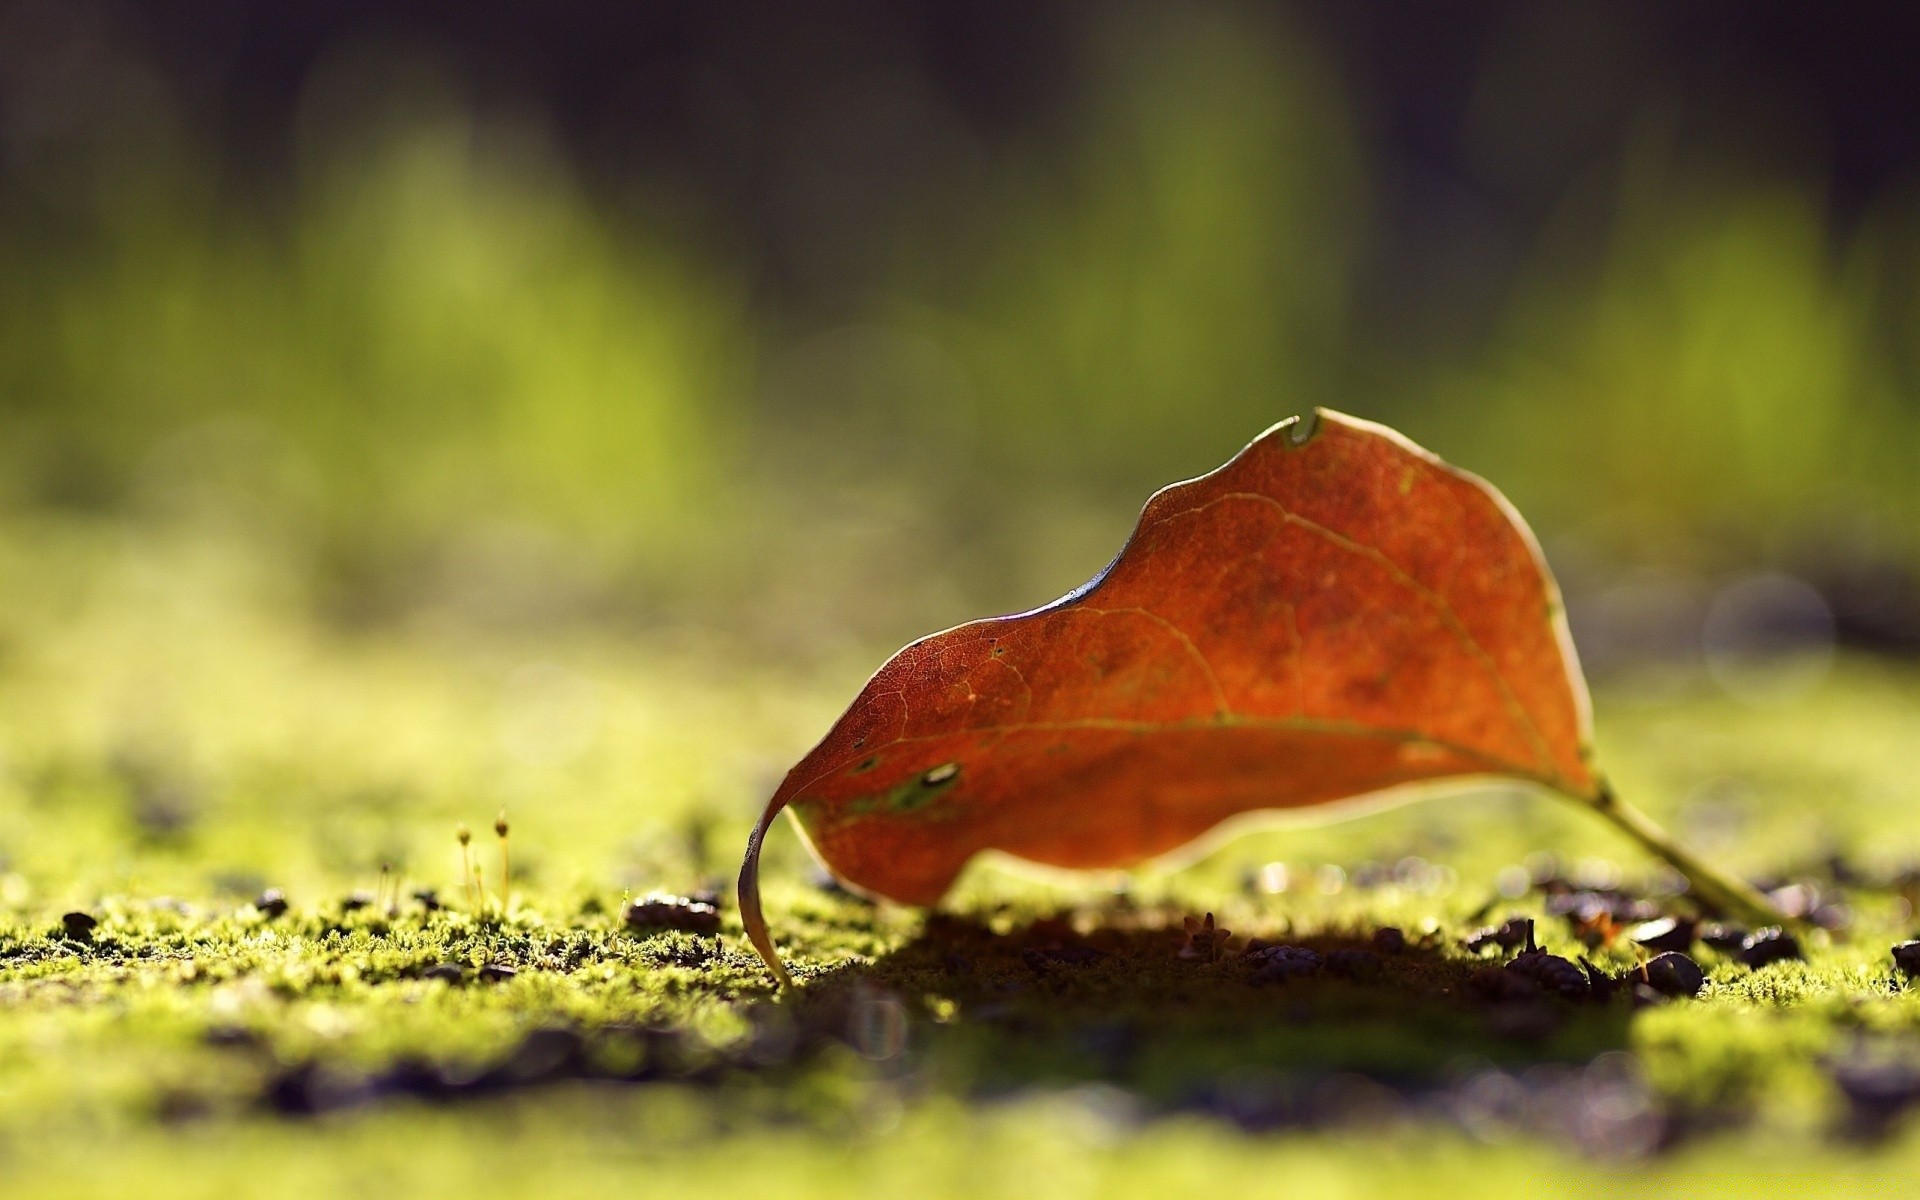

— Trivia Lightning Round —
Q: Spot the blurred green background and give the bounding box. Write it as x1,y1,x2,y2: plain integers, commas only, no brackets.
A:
3,1,1920,901
7,1,1919,635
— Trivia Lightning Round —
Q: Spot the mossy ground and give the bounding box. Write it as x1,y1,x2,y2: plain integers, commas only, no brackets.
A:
5,519,1920,1196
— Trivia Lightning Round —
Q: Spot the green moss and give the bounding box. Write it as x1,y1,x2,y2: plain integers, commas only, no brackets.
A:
7,519,1920,1193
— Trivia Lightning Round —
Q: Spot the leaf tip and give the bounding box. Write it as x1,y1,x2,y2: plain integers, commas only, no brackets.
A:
738,802,795,990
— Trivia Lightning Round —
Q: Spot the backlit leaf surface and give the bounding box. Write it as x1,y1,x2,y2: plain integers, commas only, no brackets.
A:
742,411,1598,979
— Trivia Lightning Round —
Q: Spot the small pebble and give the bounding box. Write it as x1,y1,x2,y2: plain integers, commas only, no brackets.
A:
1698,923,1749,952
1642,951,1706,997
1023,944,1101,970
422,963,466,984
1737,927,1803,969
1247,945,1323,982
60,911,97,939
1505,950,1589,998
1371,927,1406,955
1628,916,1694,954
477,963,518,983
1038,943,1103,966
1891,940,1920,977
623,893,721,935
339,891,373,913
254,889,289,919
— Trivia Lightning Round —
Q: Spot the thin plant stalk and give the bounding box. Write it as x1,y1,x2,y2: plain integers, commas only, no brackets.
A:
1577,780,1790,929
456,825,474,912
495,811,510,916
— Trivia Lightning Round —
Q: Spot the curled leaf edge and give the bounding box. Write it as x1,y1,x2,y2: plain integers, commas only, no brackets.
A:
735,409,1787,987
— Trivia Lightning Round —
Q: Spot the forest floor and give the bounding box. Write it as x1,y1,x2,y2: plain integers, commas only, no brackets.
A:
5,519,1920,1197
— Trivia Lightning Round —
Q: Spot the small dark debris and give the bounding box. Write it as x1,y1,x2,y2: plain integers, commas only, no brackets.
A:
1580,957,1621,1001
422,963,466,984
1506,950,1590,999
1371,927,1406,955
339,891,373,913
1023,941,1103,969
265,1063,369,1115
656,937,714,968
1810,904,1853,931
1698,923,1749,952
1628,916,1694,954
623,894,721,935
254,889,289,919
60,911,97,939
1326,948,1382,979
1825,852,1869,887
1465,917,1535,955
1643,952,1706,997
1891,941,1920,978
1737,927,1803,969
1500,916,1537,951
1545,889,1659,925
477,963,518,983
412,888,441,912
1246,945,1323,983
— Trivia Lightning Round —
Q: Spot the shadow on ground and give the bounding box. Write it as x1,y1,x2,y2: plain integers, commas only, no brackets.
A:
252,910,1655,1145
787,913,1637,1120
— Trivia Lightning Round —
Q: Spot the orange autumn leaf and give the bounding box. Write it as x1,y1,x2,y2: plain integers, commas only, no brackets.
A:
739,409,1774,985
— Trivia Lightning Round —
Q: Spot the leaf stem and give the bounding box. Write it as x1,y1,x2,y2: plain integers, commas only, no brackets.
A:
1576,780,1790,929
